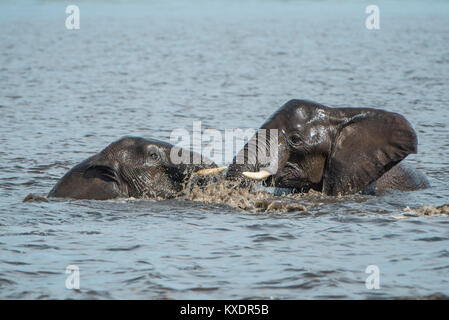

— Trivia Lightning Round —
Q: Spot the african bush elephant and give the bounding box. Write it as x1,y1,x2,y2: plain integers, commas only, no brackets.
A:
48,136,219,200
217,99,429,196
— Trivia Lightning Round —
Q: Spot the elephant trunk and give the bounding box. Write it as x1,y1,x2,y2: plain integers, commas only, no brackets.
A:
165,148,219,181
225,128,288,182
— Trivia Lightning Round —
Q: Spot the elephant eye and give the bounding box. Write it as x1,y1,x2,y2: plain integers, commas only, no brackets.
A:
146,147,160,161
289,133,302,145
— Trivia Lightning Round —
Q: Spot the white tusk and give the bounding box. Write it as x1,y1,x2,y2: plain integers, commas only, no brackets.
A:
242,170,272,180
194,166,227,176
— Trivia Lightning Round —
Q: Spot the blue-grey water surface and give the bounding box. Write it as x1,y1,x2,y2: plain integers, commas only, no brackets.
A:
0,0,448,299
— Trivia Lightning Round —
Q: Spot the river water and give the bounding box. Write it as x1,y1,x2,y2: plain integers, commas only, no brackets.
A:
0,0,448,299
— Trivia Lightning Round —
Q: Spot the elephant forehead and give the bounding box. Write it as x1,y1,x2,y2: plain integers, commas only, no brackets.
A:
293,116,327,131
288,108,326,128
294,107,308,119
295,122,329,142
101,143,144,163
143,138,173,149
112,136,173,151
295,106,326,120
109,147,139,163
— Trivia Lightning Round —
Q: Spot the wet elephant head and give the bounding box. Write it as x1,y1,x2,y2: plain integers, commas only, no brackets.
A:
48,136,219,200
225,99,418,195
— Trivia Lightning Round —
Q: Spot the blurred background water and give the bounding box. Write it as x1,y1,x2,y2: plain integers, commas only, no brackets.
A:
0,0,448,299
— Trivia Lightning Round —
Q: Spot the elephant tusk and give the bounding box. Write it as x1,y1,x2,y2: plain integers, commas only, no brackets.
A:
194,166,227,176
242,170,272,181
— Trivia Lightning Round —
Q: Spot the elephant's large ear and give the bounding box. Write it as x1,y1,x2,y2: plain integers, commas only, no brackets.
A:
322,110,417,195
83,164,119,183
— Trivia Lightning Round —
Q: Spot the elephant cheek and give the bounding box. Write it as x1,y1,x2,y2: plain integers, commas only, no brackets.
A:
261,141,289,176
149,170,183,198
308,156,327,184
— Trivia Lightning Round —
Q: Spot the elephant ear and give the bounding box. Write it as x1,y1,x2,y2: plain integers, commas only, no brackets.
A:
83,164,119,183
322,110,417,195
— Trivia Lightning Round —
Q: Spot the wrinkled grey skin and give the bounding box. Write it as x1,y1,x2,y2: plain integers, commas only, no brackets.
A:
49,136,217,200
226,99,429,195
